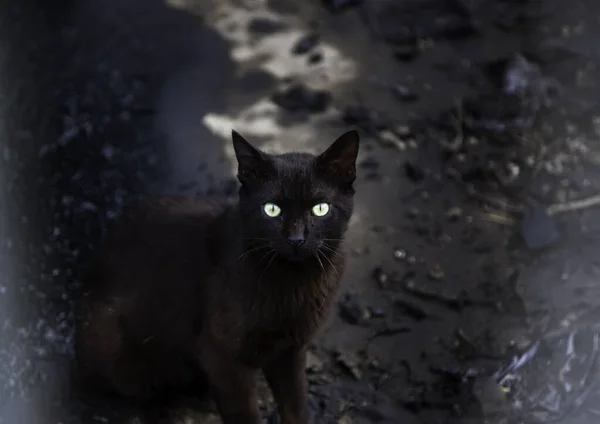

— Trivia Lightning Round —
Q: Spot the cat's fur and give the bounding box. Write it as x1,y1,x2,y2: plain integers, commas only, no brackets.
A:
75,130,360,424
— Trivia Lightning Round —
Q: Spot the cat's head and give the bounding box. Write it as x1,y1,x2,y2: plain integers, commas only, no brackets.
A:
232,130,359,262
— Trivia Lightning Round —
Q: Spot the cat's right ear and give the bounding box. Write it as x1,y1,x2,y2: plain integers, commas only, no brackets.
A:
315,130,360,186
232,130,274,185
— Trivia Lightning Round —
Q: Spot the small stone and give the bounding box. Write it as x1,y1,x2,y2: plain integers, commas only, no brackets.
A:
393,249,407,260
339,293,370,325
428,264,444,281
467,136,479,146
369,306,386,317
359,157,380,170
373,267,389,288
308,51,323,65
368,358,382,369
291,33,320,55
391,84,418,102
378,129,405,149
271,83,331,113
306,351,324,373
395,125,412,137
336,351,362,380
338,415,353,424
446,206,463,221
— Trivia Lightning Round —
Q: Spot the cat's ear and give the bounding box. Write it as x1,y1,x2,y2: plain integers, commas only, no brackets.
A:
232,130,274,185
316,130,360,185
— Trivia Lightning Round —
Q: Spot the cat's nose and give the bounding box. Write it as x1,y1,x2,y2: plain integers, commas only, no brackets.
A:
286,237,305,248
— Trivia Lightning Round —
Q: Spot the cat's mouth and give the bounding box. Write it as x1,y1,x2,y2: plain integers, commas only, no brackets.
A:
277,245,314,262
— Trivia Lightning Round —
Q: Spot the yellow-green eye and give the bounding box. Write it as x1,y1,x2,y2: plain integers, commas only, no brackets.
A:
263,203,281,218
312,203,330,217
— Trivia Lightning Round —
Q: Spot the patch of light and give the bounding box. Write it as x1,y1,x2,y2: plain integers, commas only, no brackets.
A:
203,99,282,140
164,0,191,11
198,1,358,145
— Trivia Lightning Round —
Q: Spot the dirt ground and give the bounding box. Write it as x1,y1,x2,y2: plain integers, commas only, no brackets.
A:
3,0,600,423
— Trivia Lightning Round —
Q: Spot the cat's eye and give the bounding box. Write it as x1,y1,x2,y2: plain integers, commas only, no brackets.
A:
263,203,282,218
311,203,330,217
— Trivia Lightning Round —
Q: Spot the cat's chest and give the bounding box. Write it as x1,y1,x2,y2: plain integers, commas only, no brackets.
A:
239,313,319,366
239,281,338,365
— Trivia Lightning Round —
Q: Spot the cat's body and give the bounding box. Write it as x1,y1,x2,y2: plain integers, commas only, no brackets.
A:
75,131,359,424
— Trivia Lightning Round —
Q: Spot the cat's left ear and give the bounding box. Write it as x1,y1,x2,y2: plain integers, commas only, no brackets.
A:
316,130,360,185
232,130,274,185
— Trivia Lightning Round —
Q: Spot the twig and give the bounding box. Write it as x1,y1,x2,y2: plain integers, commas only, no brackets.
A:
466,184,524,214
482,211,516,225
368,325,411,341
547,193,600,216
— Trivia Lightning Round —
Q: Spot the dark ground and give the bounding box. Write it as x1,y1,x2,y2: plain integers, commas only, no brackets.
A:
3,0,600,423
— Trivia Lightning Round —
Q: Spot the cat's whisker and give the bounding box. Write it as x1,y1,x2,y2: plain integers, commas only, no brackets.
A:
255,248,276,266
320,247,343,261
314,252,326,275
259,251,278,285
237,244,270,261
320,243,342,258
318,249,339,277
238,246,263,260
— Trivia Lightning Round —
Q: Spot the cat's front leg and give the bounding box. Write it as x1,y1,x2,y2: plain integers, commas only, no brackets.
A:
200,344,262,424
263,346,309,424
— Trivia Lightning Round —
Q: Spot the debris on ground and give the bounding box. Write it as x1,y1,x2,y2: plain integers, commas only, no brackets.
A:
271,83,332,113
521,207,560,250
362,0,477,44
391,84,419,103
321,0,364,13
339,293,371,326
492,327,600,423
308,51,323,65
427,264,445,281
503,54,561,108
307,351,325,373
336,351,363,380
291,33,320,55
395,298,428,321
372,267,390,289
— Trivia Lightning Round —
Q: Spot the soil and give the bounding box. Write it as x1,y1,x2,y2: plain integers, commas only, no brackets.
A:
2,0,600,423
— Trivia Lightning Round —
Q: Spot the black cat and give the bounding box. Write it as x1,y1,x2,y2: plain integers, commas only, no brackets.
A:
75,130,360,424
